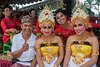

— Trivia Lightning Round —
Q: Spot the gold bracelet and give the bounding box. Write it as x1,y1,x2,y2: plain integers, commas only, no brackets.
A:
59,45,63,48
54,64,57,67
92,51,99,55
65,47,71,50
35,47,40,51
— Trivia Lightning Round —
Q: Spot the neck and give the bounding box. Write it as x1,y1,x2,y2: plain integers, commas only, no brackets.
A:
22,33,31,41
42,34,53,38
76,31,89,41
77,31,87,37
5,16,10,19
60,21,68,28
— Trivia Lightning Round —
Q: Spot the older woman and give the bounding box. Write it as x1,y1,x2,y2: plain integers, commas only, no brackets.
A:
63,1,99,67
34,5,64,67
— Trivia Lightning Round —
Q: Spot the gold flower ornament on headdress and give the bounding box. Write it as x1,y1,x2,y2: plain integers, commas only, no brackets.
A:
38,4,55,28
71,0,91,28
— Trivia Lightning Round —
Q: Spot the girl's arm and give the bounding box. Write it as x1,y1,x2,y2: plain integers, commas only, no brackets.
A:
54,36,64,67
35,39,44,67
63,36,73,67
80,36,99,67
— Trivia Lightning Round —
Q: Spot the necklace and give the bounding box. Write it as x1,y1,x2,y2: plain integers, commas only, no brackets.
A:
41,34,54,46
73,31,89,66
74,31,89,51
42,34,55,64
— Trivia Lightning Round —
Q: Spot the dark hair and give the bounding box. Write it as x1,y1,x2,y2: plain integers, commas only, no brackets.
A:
54,8,67,25
54,8,65,16
2,5,10,12
86,8,91,14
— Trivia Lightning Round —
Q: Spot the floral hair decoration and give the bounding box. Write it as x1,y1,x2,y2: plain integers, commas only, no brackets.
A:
71,0,91,29
38,4,55,28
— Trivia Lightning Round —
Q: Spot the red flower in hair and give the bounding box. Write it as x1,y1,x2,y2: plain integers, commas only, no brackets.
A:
45,13,48,15
77,11,80,13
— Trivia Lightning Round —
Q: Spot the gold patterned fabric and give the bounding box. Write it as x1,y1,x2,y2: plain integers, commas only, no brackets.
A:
40,43,59,64
71,41,92,66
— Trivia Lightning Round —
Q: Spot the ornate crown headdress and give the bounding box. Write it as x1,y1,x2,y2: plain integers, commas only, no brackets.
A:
71,0,90,28
38,4,55,28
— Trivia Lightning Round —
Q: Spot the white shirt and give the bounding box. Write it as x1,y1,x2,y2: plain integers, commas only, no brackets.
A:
11,32,36,66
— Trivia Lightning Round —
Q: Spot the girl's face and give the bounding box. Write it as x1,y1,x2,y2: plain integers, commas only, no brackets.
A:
41,24,53,36
31,10,35,18
73,22,86,36
3,8,11,17
56,12,66,25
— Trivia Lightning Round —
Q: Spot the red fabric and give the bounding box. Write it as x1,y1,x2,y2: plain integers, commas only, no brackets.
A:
89,20,100,29
90,17,98,23
0,60,12,67
15,18,21,23
36,21,40,33
54,25,75,41
1,17,21,43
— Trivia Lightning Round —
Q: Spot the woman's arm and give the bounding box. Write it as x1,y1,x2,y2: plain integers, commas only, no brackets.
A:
63,36,72,67
54,36,64,67
80,36,99,67
35,39,44,67
30,57,37,67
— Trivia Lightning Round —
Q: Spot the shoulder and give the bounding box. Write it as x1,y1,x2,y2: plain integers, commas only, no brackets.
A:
54,35,61,39
1,18,5,23
67,35,75,42
31,33,37,38
13,33,21,39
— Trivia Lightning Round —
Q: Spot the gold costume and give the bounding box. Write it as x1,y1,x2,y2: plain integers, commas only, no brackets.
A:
71,41,92,66
40,43,59,64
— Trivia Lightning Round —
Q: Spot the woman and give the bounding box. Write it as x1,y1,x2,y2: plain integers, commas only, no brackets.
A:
54,9,75,44
54,8,100,43
63,1,99,67
1,5,21,44
1,5,21,56
34,5,64,67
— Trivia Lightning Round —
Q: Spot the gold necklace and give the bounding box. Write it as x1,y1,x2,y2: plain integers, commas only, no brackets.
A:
42,34,55,64
74,31,89,51
41,34,54,46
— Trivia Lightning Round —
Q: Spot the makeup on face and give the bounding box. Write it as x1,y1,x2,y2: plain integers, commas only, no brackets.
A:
73,23,83,27
42,26,52,29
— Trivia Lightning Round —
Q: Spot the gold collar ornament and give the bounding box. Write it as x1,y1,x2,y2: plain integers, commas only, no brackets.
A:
38,4,55,28
71,0,91,29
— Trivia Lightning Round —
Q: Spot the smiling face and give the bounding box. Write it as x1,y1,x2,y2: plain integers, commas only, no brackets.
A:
56,12,66,25
73,22,86,36
3,8,11,17
21,22,33,35
41,24,53,36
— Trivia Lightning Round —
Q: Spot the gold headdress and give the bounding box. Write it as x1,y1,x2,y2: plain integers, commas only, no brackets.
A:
38,4,55,28
71,0,90,28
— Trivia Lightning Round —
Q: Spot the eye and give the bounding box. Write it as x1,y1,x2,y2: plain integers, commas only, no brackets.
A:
61,15,63,17
73,24,77,27
48,26,52,29
78,23,83,26
56,17,59,20
43,26,46,29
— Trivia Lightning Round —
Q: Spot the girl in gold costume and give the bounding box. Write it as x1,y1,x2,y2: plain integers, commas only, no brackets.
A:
63,0,99,67
35,5,64,67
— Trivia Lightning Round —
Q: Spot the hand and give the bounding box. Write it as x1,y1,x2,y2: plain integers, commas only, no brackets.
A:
22,41,29,51
10,28,19,34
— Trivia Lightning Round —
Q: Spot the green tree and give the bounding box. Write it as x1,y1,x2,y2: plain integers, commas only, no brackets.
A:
83,0,95,9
